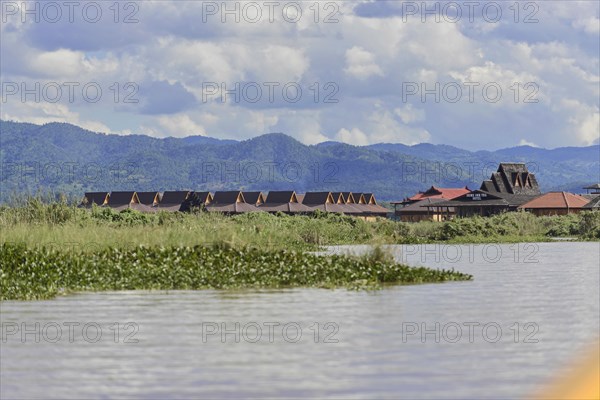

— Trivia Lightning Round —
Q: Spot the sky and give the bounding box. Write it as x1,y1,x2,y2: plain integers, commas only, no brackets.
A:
0,0,599,150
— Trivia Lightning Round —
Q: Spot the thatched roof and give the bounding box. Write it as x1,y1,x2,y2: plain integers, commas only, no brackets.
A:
77,189,393,217
206,202,258,214
242,192,265,205
161,191,191,205
352,203,388,216
302,192,334,205
137,192,160,206
81,192,109,206
190,192,213,205
353,193,366,204
108,203,157,213
108,191,138,206
265,191,298,204
260,191,307,213
363,193,377,205
336,203,364,214
331,192,345,204
258,202,312,214
212,191,245,204
156,191,191,212
342,192,356,204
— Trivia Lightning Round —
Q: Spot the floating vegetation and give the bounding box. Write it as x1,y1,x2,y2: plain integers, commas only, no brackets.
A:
0,243,472,301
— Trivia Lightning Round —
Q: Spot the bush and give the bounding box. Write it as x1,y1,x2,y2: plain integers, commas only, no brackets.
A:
579,212,600,239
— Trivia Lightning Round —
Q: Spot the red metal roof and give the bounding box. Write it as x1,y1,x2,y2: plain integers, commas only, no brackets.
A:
519,192,590,209
407,186,470,201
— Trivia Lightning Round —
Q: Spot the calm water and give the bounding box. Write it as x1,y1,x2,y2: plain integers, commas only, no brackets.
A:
1,242,599,399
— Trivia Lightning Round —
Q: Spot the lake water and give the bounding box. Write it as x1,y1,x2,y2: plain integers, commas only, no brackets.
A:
1,242,599,399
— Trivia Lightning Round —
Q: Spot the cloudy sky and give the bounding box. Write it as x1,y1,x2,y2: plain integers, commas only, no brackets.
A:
1,0,598,150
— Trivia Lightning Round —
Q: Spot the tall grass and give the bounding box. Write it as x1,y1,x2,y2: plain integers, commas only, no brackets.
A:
1,201,598,254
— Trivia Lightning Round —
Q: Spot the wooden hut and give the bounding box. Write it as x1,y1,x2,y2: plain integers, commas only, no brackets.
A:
330,192,345,204
341,192,356,204
242,192,265,206
206,191,257,214
107,191,138,210
79,192,109,208
106,191,155,212
259,191,312,214
186,191,213,210
301,191,385,218
302,192,336,213
157,191,192,212
352,193,366,204
518,192,590,216
330,192,364,215
357,193,389,219
137,192,161,207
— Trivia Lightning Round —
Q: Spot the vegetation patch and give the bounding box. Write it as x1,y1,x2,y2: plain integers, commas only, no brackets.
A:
0,243,472,301
1,201,598,255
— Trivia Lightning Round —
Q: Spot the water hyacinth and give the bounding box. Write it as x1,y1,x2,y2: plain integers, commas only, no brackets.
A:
0,243,472,301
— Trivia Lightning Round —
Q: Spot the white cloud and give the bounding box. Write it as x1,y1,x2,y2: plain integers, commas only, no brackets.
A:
573,17,600,34
156,114,206,137
561,99,600,145
394,105,425,124
336,128,369,146
1,102,112,133
344,46,384,79
1,0,598,150
518,139,538,147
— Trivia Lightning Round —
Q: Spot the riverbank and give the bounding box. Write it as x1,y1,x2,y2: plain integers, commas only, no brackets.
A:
1,201,598,252
2,202,597,300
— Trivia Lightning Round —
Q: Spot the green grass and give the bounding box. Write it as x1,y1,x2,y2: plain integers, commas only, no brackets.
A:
2,200,597,301
0,243,472,300
1,201,598,253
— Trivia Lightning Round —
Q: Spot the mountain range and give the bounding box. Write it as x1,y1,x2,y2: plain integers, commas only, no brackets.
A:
1,120,598,203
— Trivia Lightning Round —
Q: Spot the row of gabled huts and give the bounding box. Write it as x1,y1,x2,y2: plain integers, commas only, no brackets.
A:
79,190,389,219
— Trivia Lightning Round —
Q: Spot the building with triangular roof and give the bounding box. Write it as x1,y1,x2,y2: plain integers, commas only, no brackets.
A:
242,192,265,205
518,192,590,216
157,191,192,212
259,191,311,214
137,192,161,207
480,163,540,196
79,192,110,208
206,191,257,214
